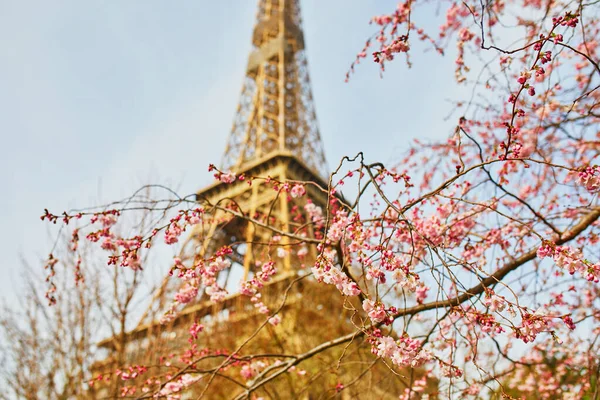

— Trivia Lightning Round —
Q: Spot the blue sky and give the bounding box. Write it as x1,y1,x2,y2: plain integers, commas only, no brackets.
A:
0,1,464,302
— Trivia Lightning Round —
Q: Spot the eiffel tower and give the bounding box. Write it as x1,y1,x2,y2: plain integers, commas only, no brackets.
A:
221,0,328,183
186,0,330,282
93,1,434,398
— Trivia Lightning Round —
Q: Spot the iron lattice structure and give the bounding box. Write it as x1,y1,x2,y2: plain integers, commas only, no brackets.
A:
222,0,328,181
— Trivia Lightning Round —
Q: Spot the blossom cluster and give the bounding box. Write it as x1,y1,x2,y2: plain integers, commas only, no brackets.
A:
155,374,201,400
240,261,280,322
116,365,148,381
311,248,361,297
514,310,550,343
576,166,600,192
164,208,203,245
538,243,600,282
372,334,432,368
304,200,324,227
240,360,266,381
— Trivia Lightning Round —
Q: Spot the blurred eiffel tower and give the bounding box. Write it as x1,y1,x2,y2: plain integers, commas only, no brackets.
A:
131,0,333,331
187,0,330,281
93,1,435,398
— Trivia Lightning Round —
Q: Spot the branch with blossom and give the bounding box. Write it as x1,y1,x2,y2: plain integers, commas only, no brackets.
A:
29,0,600,398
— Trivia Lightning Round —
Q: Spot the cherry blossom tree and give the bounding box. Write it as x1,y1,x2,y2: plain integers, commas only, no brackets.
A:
1,201,162,400
35,0,600,399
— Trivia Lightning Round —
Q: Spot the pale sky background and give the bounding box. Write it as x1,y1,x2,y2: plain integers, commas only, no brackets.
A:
0,1,468,302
